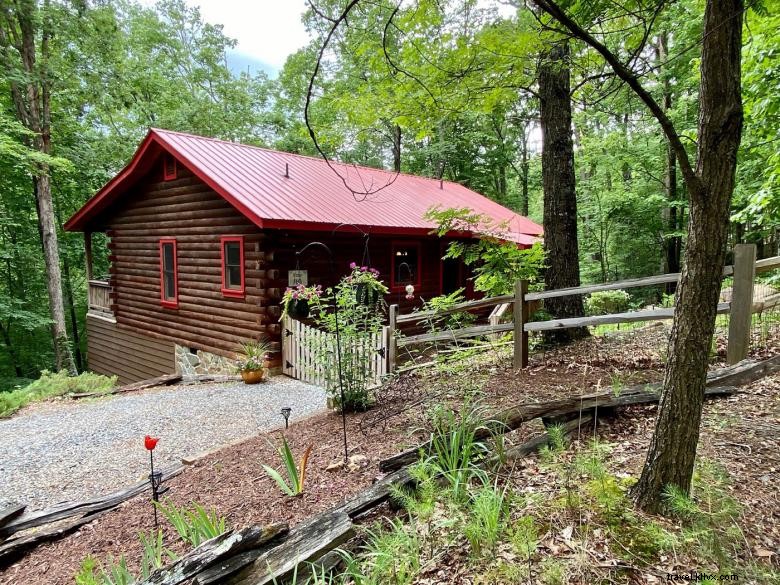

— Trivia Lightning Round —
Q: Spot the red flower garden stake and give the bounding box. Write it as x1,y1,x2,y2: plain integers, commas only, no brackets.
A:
145,435,161,528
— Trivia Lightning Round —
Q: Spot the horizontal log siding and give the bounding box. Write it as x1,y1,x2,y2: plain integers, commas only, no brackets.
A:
86,315,175,384
99,167,269,362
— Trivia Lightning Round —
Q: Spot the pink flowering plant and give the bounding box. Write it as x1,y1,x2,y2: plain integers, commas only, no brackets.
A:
345,262,388,298
281,283,323,319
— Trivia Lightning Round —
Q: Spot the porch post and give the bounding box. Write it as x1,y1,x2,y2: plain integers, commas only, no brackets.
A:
84,231,93,281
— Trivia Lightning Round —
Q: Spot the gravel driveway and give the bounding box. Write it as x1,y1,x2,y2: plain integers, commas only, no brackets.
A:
0,377,326,511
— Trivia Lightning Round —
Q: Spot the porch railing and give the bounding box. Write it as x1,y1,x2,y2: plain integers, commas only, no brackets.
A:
88,280,113,316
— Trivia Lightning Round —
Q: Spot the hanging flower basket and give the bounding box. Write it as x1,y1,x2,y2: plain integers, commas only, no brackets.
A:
355,283,380,306
346,263,387,307
287,298,310,319
281,284,322,320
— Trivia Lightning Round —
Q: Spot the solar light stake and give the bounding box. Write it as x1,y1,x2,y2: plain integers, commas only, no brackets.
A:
281,407,292,429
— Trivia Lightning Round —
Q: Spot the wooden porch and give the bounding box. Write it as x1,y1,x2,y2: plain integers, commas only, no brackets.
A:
88,280,113,317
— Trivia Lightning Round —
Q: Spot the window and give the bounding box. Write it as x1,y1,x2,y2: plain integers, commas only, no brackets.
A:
163,154,177,181
391,242,421,290
159,239,178,308
221,236,245,297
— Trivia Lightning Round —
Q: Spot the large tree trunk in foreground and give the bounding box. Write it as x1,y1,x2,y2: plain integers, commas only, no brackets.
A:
633,0,744,512
1,0,77,374
538,42,587,343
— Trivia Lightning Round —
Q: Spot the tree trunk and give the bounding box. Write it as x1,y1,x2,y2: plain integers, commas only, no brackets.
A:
391,124,401,172
538,42,587,343
633,0,743,512
519,120,530,216
658,32,682,294
2,0,77,374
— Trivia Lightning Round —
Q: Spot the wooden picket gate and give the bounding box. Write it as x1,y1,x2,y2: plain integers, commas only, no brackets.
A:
281,316,390,388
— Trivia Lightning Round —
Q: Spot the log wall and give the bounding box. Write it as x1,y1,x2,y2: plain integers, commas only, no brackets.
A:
95,166,270,363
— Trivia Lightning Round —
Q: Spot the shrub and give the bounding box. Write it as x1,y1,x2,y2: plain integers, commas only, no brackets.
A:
0,370,116,417
417,288,476,332
262,438,313,496
585,289,630,315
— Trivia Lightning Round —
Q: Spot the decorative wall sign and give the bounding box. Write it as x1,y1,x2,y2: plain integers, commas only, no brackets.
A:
288,269,308,286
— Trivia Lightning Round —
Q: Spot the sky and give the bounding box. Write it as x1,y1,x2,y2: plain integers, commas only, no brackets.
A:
138,0,311,77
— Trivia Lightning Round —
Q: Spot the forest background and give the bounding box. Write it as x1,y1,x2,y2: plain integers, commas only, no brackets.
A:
0,0,777,384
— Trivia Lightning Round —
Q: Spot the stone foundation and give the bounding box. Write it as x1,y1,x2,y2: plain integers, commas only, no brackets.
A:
175,345,236,377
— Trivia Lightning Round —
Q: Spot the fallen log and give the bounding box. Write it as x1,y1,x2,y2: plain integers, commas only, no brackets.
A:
0,504,24,529
380,384,737,472
138,523,287,585
70,373,182,399
505,414,594,461
0,465,184,539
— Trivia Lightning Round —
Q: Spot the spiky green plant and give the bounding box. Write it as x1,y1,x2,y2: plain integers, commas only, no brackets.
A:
155,498,228,547
262,438,313,496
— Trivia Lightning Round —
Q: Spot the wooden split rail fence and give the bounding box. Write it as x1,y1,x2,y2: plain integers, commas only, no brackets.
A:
387,246,780,372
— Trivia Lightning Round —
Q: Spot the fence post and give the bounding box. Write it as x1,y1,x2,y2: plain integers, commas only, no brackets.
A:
513,280,529,369
727,243,757,365
388,304,398,373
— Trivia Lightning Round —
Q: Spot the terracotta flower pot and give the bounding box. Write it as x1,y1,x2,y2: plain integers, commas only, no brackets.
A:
241,368,265,384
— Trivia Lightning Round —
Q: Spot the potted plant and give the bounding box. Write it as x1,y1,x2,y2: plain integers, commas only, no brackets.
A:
281,284,323,320
235,339,272,384
346,263,388,306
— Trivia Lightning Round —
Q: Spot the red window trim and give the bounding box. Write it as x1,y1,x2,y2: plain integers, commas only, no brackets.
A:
159,238,179,308
220,235,245,298
390,240,422,291
163,154,177,181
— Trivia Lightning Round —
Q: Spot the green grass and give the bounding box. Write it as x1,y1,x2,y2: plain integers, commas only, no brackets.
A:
0,370,116,418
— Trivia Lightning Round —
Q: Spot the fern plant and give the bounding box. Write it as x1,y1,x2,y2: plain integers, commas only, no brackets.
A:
262,438,313,496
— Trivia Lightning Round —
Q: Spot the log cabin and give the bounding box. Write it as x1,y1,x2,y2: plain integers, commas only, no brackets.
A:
64,128,542,384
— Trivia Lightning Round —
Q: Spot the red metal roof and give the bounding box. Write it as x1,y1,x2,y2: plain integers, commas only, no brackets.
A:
65,128,543,243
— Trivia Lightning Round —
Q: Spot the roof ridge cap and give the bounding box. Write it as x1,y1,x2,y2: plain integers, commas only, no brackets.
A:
150,127,462,187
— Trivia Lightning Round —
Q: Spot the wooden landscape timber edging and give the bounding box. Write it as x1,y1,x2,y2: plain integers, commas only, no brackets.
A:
379,354,780,473
0,465,184,565
70,372,182,399
504,414,594,462
138,523,288,585
0,505,24,530
221,512,355,585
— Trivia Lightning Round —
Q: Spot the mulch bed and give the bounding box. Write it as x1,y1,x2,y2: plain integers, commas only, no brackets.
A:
1,325,773,585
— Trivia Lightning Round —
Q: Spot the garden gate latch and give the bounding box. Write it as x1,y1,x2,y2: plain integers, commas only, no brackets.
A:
376,347,386,358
